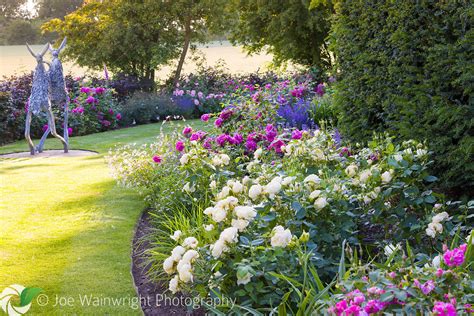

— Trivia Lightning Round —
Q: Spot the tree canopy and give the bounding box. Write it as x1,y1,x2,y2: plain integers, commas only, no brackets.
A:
228,0,334,71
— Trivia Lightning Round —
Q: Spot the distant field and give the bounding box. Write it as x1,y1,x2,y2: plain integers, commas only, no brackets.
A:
0,41,274,80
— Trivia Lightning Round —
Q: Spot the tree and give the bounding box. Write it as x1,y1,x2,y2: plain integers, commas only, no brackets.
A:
4,19,38,44
37,0,83,19
42,0,182,82
0,0,27,19
228,0,334,71
168,0,230,86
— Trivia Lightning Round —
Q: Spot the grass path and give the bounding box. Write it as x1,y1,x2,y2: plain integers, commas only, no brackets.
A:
0,120,203,314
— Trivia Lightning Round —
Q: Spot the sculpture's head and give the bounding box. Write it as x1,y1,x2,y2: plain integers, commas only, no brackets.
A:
26,43,48,64
49,37,67,58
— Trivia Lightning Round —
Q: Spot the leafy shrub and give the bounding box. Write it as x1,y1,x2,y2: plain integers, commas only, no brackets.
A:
331,0,474,195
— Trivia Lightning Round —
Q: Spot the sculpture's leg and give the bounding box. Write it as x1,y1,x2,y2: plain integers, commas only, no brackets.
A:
47,107,68,153
63,97,70,147
36,127,50,153
24,111,35,155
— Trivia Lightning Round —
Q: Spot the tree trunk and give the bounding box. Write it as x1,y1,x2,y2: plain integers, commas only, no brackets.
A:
173,16,192,88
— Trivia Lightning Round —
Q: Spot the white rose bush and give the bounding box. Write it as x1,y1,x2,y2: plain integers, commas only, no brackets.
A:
108,80,473,314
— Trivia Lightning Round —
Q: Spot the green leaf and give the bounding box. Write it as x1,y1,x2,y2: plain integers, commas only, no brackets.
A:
20,287,42,307
424,175,438,182
338,240,346,282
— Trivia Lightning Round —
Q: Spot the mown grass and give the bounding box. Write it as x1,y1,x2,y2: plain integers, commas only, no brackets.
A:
0,120,204,314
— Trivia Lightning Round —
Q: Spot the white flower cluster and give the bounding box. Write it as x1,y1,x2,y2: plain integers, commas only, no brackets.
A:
164,233,200,294
425,210,449,238
270,225,292,248
211,154,230,167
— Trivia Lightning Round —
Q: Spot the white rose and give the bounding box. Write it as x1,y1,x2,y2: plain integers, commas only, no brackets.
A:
211,240,228,258
432,212,449,223
359,170,372,183
265,180,282,196
416,149,427,158
232,182,244,194
210,180,217,189
309,190,321,201
234,206,257,220
271,225,292,248
304,174,321,185
204,207,215,216
170,230,182,241
169,275,180,294
220,227,239,243
217,186,230,200
178,264,193,283
242,176,251,185
426,227,436,238
345,164,358,177
381,171,393,184
180,153,190,165
428,222,443,233
212,155,223,166
314,197,328,210
163,257,176,274
249,184,263,200
236,271,252,285
432,255,441,268
254,148,263,159
182,237,198,249
231,219,250,232
211,208,227,223
282,176,295,186
171,246,186,261
204,224,214,231
181,250,199,263
220,154,230,165
466,230,474,245
363,196,372,204
394,154,403,161
183,182,195,193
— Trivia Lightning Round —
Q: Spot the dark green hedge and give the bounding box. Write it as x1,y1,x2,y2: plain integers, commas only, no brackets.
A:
332,0,473,195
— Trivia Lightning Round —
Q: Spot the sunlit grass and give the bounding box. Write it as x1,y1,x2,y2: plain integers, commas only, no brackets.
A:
0,120,204,314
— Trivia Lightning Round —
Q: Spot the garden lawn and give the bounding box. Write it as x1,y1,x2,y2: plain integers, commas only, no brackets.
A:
0,120,204,314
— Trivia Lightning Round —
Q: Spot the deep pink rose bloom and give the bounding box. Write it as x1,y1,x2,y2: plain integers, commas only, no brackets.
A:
432,302,456,316
219,109,233,121
265,83,272,89
344,304,362,316
215,118,223,127
216,134,229,147
443,244,467,267
175,141,185,152
95,87,106,94
190,133,201,141
67,127,73,136
315,83,325,97
251,92,260,103
414,279,435,295
232,133,243,145
436,268,444,277
183,126,193,135
246,140,257,151
202,138,213,150
42,124,49,132
108,108,114,115
80,87,91,94
268,139,285,153
365,300,384,313
340,147,352,157
101,120,111,127
292,129,303,140
86,96,97,104
152,155,162,163
333,300,348,315
265,124,278,142
201,114,210,122
290,86,304,98
388,272,397,279
116,113,122,120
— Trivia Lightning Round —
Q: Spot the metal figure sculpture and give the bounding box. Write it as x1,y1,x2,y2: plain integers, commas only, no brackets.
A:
37,37,69,153
25,43,67,155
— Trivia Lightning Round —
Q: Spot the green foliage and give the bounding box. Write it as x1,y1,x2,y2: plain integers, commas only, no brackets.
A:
42,0,181,81
4,19,38,44
229,0,334,70
37,0,83,19
331,0,474,195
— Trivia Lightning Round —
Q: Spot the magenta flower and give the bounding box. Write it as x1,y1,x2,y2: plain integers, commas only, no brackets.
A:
265,83,272,89
202,138,213,150
290,86,304,98
268,139,285,153
116,113,122,120
315,83,325,97
175,141,185,152
101,120,111,127
246,140,257,151
414,279,436,295
152,155,162,163
340,147,352,157
344,304,362,316
443,244,467,267
86,96,97,104
388,271,397,279
215,118,223,128
42,124,49,132
333,300,348,315
108,108,114,115
292,129,303,140
432,301,456,316
67,127,73,136
190,132,203,141
201,114,210,122
95,87,106,94
80,87,91,94
436,268,444,277
183,126,193,135
194,99,199,106
364,300,385,314
216,134,229,147
219,109,233,121
232,133,243,145
265,124,278,142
